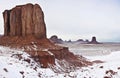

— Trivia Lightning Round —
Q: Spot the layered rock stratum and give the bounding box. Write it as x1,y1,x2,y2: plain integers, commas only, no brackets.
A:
3,3,46,38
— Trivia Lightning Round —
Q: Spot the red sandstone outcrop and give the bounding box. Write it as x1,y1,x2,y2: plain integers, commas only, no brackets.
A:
1,3,92,68
88,36,100,44
3,3,46,38
50,35,63,44
31,51,55,68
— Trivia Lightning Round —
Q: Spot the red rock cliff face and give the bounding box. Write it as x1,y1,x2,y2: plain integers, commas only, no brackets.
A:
3,3,46,38
2,3,92,68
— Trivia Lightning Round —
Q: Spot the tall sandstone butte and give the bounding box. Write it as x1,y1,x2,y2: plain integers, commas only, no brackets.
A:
3,3,46,38
2,3,92,68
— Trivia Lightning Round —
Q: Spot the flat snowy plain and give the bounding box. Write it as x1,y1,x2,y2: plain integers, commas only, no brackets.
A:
1,43,120,78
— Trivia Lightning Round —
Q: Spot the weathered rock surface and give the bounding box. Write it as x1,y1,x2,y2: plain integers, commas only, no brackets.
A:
77,39,84,42
31,51,55,68
75,39,89,44
50,35,63,44
1,3,92,68
88,36,100,44
3,3,46,38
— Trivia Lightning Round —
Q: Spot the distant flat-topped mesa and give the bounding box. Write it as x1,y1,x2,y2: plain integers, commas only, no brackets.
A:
3,3,46,38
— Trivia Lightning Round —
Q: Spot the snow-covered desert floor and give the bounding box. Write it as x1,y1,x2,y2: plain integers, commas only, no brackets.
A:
1,43,120,78
58,43,120,78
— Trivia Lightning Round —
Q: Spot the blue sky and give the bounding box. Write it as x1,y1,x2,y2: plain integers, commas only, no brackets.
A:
0,0,120,42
